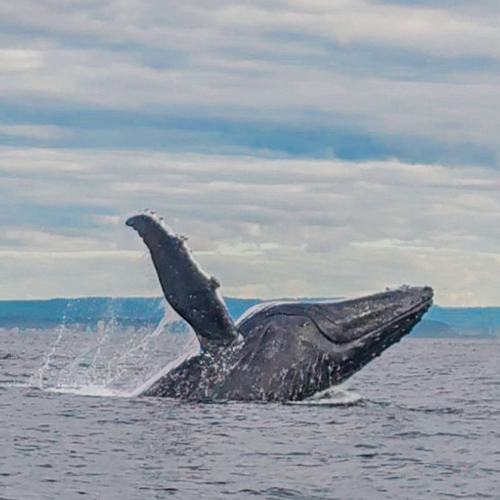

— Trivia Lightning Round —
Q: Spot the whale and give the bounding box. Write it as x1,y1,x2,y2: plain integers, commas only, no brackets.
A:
126,211,433,402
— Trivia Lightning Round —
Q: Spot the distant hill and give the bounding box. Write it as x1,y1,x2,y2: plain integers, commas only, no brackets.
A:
0,297,164,328
0,298,498,338
416,306,500,338
0,297,261,329
411,320,460,338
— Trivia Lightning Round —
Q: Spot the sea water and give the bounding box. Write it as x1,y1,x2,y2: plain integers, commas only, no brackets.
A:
0,317,499,499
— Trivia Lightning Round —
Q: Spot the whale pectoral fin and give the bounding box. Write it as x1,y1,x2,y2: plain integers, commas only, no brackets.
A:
126,211,238,349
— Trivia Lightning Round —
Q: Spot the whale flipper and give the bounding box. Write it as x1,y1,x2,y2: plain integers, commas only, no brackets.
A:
126,212,238,350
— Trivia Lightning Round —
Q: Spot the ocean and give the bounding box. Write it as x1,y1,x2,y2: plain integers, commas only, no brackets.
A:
0,320,499,499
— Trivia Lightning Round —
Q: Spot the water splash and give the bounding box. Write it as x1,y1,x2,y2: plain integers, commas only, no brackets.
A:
29,302,75,389
44,384,124,398
292,386,364,407
131,333,200,397
28,299,199,398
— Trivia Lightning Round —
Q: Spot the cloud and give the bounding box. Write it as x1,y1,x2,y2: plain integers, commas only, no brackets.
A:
0,124,70,141
218,1,500,59
0,1,500,165
0,249,155,300
0,49,43,71
0,147,498,305
1,2,500,305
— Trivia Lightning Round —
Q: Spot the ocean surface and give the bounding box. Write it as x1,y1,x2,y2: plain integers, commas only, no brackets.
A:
0,318,499,500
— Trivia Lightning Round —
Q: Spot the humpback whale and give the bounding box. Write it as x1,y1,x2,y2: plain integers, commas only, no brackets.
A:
127,211,433,402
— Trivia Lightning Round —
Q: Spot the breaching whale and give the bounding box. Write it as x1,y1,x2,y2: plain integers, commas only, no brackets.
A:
126,211,433,402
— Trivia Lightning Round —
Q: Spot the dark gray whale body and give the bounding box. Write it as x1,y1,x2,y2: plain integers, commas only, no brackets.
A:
127,211,433,402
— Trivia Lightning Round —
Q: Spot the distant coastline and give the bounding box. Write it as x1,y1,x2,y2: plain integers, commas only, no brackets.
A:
0,297,498,338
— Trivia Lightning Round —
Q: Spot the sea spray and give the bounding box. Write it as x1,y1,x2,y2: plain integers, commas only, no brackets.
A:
29,301,76,389
29,299,198,397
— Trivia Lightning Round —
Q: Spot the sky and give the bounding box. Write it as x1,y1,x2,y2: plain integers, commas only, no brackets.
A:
1,0,500,305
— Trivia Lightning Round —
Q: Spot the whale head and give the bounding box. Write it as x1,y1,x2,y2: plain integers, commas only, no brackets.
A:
321,286,434,384
223,286,434,401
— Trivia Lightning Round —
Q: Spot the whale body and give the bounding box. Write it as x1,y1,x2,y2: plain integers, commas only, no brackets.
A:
127,211,433,402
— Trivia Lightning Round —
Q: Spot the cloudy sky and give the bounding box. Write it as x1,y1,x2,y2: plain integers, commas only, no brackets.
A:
1,0,500,305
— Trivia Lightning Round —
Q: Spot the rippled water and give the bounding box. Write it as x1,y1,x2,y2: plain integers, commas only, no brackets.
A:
0,326,499,499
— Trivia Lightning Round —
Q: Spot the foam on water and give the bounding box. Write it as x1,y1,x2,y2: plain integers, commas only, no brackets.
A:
0,382,33,389
292,386,364,406
44,384,129,398
1,382,127,397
